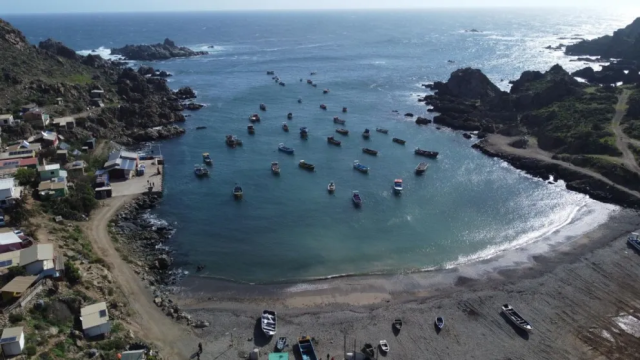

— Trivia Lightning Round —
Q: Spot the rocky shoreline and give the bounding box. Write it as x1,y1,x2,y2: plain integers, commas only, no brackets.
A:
111,38,208,61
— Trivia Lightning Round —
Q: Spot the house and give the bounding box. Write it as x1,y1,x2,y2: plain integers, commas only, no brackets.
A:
0,178,22,209
0,327,25,356
80,302,111,337
23,110,50,128
0,231,23,254
38,178,68,199
90,89,104,99
0,114,15,127
84,138,96,150
120,350,146,360
52,116,75,130
55,98,64,106
21,104,37,113
28,131,58,148
0,150,36,161
104,151,138,180
0,250,21,271
65,160,86,176
57,150,68,163
0,275,37,300
7,142,41,153
19,244,54,276
38,164,66,181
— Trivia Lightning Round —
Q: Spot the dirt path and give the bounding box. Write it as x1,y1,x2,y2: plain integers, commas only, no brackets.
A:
82,196,196,359
611,90,640,174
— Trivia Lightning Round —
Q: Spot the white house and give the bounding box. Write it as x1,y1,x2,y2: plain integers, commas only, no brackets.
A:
0,231,22,254
0,178,21,209
80,302,111,338
19,244,54,276
0,327,24,356
0,114,15,127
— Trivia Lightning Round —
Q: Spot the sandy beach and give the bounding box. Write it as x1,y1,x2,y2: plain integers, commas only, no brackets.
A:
168,208,640,359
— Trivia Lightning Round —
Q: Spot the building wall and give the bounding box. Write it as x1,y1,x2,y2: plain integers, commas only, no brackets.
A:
0,187,13,199
1,334,23,356
40,169,61,181
25,259,53,275
108,168,126,180
84,322,111,338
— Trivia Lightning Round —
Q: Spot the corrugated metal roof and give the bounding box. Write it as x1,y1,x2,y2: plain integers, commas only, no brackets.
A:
120,158,136,171
81,302,109,329
120,350,145,360
1,327,23,341
104,159,121,169
0,276,37,293
119,151,138,160
0,232,21,245
38,164,60,172
19,244,54,265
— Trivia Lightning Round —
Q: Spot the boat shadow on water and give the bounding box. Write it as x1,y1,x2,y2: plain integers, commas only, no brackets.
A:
499,312,530,340
253,318,273,347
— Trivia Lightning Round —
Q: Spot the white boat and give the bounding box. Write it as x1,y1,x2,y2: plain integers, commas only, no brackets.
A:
628,232,640,251
328,181,335,193
393,179,403,193
261,310,277,336
379,340,390,353
271,161,280,175
501,304,532,332
435,316,444,330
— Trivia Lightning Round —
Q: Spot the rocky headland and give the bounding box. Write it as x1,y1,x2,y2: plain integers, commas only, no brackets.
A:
110,38,207,61
565,17,640,61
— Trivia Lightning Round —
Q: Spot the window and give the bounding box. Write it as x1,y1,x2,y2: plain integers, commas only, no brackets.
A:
0,260,12,267
98,310,107,318
50,171,54,175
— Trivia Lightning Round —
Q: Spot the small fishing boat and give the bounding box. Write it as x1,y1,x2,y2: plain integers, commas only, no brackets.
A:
259,103,267,111
279,81,285,86
501,304,533,332
282,123,289,132
276,337,287,352
327,136,341,146
202,153,212,165
247,125,255,134
233,184,243,199
392,138,406,145
379,340,390,353
342,107,347,113
310,71,317,75
261,310,277,336
362,343,375,357
376,127,389,134
299,160,315,171
298,97,303,103
266,71,275,75
271,161,280,175
312,84,317,88
336,128,349,135
333,117,346,125
328,181,335,193
195,126,207,130
287,112,293,119
298,336,318,360
249,113,261,122
323,89,329,94
435,316,444,330
362,148,378,156
307,79,313,84
362,128,370,139
235,137,243,146
393,319,403,330
320,104,327,110
225,135,237,148
300,127,309,138
415,162,428,174
353,160,368,173
415,148,439,158
393,179,403,193
278,143,294,154
194,165,209,177
628,232,640,251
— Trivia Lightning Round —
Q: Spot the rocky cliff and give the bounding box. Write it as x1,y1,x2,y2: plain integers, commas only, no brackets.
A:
565,17,640,61
110,38,207,61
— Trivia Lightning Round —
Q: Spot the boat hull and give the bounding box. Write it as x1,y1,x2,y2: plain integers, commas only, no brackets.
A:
501,305,532,332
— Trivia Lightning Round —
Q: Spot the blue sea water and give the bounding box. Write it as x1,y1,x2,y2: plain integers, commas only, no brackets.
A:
6,9,634,283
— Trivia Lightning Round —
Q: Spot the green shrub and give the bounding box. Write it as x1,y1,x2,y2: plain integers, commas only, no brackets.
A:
8,312,24,323
25,344,37,356
6,266,26,281
65,260,81,284
96,338,127,352
15,167,37,186
41,176,98,220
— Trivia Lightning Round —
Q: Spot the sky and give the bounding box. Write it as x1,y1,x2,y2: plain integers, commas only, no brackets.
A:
1,0,638,14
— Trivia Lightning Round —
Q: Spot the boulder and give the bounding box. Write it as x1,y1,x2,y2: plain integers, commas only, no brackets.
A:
184,103,204,111
415,117,432,125
438,68,505,100
110,38,208,61
462,133,472,139
175,86,196,100
571,67,596,82
155,255,172,270
38,38,79,60
137,66,155,76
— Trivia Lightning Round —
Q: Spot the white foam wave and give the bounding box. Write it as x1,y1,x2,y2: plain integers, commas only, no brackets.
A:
283,282,332,293
76,46,124,61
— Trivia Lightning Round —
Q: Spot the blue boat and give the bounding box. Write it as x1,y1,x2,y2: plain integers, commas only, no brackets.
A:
297,336,318,360
352,191,362,207
278,143,294,154
628,232,640,252
353,160,369,173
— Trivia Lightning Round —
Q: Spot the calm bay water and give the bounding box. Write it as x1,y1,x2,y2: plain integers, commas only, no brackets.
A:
7,9,633,283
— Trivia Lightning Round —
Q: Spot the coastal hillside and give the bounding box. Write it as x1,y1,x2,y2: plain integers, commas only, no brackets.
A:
565,17,640,60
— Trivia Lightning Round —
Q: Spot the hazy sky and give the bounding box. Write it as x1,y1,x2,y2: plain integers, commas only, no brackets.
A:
2,0,638,14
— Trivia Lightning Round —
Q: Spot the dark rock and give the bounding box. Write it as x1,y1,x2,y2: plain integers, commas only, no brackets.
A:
404,112,414,117
439,68,505,100
571,67,596,81
137,66,155,76
38,38,79,60
155,70,172,78
462,133,472,139
111,38,208,61
174,86,196,100
184,103,204,111
415,117,431,125
476,131,488,139
565,17,640,61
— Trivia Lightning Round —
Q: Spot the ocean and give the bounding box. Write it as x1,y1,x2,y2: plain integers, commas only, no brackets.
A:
5,9,634,284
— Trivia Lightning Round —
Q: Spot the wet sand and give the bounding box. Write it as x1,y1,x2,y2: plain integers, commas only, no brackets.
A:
171,208,640,359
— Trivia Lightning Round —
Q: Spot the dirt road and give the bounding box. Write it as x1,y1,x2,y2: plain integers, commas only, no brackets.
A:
611,90,640,174
83,196,196,359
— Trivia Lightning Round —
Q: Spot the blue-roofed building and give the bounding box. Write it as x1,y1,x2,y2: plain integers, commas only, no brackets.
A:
103,151,138,180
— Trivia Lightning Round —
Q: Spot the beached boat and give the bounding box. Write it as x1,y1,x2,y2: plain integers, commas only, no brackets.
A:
282,123,289,132
287,112,293,119
353,160,369,173
323,89,329,94
393,179,403,193
259,103,267,111
327,136,341,146
415,148,439,158
299,160,315,171
276,337,287,352
392,137,406,145
362,128,370,139
233,184,243,199
194,165,209,177
362,148,378,156
379,340,390,353
415,162,428,174
328,181,335,193
628,233,640,251
249,114,261,122
278,143,294,154
333,117,346,125
195,126,207,130
362,343,375,357
320,104,327,110
300,127,309,138
336,128,349,135
435,316,444,330
247,125,255,134
298,336,318,360
271,162,280,175
393,319,403,330
376,127,389,134
342,107,348,113
501,304,533,332
261,310,277,336
202,153,212,165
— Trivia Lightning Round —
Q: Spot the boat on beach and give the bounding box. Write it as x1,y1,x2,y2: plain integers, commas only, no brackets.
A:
353,160,369,173
392,137,406,145
298,336,318,360
435,316,444,330
202,153,212,165
628,233,640,251
393,179,403,193
247,125,255,134
300,127,309,138
261,310,277,336
501,304,533,332
249,114,261,122
415,148,439,158
327,136,341,146
299,160,315,171
362,343,375,357
362,148,378,156
259,103,266,111
333,117,346,124
352,191,362,206
362,128,370,139
328,181,335,193
336,128,349,135
276,337,287,352
393,319,403,330
287,112,293,119
320,104,327,110
278,143,294,154
415,162,428,174
194,165,209,177
271,161,280,175
376,127,389,134
233,184,243,199
379,340,390,353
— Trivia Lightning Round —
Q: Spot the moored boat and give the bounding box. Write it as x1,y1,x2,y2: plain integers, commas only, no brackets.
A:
279,81,285,86
266,71,275,75
376,127,389,134
327,136,341,146
261,310,277,336
194,165,209,177
202,153,212,165
323,89,329,94
249,113,261,122
278,143,294,154
415,162,428,174
393,179,403,193
298,97,302,103
336,128,349,135
259,103,267,111
233,184,243,199
415,148,439,158
501,304,533,332
362,148,378,156
362,128,370,139
392,137,406,144
282,123,289,132
234,137,243,146
320,104,327,110
287,112,293,119
298,336,318,360
247,125,255,134
352,191,362,206
435,316,444,330
333,117,346,124
299,160,315,171
328,181,335,193
225,135,237,148
276,337,287,352
300,127,309,138
307,79,313,84
271,161,280,175
628,233,640,252
342,107,347,113
310,71,317,75
195,126,207,130
379,340,390,353
353,160,369,173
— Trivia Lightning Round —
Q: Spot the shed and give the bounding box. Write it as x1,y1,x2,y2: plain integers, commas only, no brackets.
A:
38,163,63,181
94,186,112,200
120,349,146,360
0,327,24,356
80,302,111,337
84,138,96,150
56,150,68,163
0,231,22,254
0,275,37,300
19,244,54,276
90,90,104,99
52,117,75,130
104,151,138,180
0,114,15,127
65,160,86,175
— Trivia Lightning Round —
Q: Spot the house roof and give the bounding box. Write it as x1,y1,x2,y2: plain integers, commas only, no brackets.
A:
38,181,67,191
0,276,37,293
1,327,23,342
38,164,60,172
0,114,12,120
65,161,86,170
7,143,41,152
55,254,65,271
42,132,57,141
0,232,21,246
0,178,14,191
80,302,109,329
120,350,145,360
59,142,71,150
52,117,75,125
19,158,39,167
19,244,54,265
0,250,21,269
0,150,35,160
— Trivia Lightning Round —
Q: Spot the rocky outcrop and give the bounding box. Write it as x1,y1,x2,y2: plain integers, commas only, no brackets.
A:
174,86,196,100
434,67,505,100
110,38,207,61
565,17,640,61
184,103,204,111
415,117,432,125
130,126,186,142
38,38,79,60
